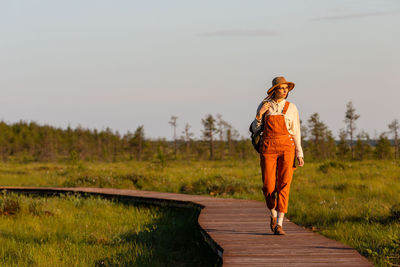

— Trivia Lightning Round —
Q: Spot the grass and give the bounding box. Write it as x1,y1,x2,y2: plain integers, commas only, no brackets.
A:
0,192,220,267
289,160,400,266
0,159,399,266
0,160,262,199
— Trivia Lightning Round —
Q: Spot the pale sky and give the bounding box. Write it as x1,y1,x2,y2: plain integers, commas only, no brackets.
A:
1,0,399,140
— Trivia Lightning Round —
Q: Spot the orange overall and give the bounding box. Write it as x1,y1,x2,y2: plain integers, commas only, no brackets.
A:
260,101,296,213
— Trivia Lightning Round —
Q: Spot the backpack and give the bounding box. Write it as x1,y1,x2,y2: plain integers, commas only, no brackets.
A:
249,98,271,153
249,113,265,154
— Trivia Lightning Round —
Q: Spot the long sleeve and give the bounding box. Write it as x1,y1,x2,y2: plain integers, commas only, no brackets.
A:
251,101,265,133
290,104,304,158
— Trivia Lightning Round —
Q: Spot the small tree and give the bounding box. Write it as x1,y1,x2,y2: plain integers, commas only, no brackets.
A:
38,127,56,161
236,136,249,160
168,116,178,159
344,101,360,160
300,120,308,146
324,130,336,160
201,114,217,160
216,114,231,160
374,133,392,160
337,129,349,160
307,113,335,160
354,131,372,161
181,123,194,157
388,119,399,159
226,124,239,158
128,126,145,161
300,120,309,157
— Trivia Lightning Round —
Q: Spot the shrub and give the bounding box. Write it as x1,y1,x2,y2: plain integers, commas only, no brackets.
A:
319,161,346,174
119,173,150,189
390,203,400,219
28,200,42,216
180,175,254,196
0,192,21,215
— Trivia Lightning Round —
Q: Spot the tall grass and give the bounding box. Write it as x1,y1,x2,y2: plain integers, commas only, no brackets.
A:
0,192,220,267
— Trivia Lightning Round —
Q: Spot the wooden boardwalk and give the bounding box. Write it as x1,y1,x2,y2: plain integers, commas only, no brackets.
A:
0,187,373,267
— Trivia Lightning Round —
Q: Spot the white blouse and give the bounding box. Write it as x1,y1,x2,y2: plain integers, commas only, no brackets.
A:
251,99,304,158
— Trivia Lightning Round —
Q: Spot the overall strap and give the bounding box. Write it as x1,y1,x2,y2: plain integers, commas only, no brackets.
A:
282,101,290,115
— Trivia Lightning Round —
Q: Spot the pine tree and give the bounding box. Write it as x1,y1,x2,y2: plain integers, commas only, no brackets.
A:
307,113,335,160
202,114,217,160
181,123,194,157
344,101,360,160
354,131,371,161
129,126,145,161
375,133,393,159
168,116,178,159
388,119,399,159
337,129,349,160
226,124,239,158
216,114,229,160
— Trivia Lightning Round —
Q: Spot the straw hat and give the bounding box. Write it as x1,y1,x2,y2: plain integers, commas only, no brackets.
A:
267,76,295,95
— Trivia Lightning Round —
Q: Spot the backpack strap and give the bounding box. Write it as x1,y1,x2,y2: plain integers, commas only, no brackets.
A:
282,101,290,115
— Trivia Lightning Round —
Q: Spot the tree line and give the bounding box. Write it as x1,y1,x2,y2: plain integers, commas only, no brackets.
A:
0,101,398,162
0,118,251,162
303,101,399,161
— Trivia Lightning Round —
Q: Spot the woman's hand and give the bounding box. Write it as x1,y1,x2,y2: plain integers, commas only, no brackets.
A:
256,102,271,120
297,156,304,167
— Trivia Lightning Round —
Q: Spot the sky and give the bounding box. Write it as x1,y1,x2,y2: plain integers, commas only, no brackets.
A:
1,0,400,140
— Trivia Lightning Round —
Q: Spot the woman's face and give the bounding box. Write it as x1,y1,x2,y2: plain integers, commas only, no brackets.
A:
275,84,289,99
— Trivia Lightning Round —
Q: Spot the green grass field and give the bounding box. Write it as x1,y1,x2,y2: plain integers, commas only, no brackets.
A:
0,192,220,267
0,159,399,266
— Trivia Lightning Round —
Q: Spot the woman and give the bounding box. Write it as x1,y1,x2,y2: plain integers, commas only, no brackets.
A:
251,76,304,235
